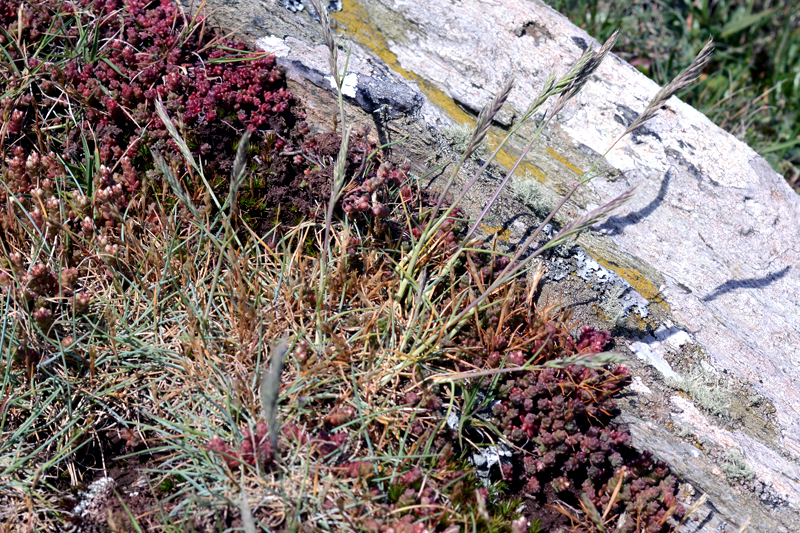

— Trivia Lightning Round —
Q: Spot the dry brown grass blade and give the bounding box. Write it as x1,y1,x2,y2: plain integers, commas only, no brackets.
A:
602,466,626,521
548,501,583,526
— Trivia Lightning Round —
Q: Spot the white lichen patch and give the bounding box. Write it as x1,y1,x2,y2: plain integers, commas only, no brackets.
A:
627,321,694,381
471,445,513,487
255,35,291,58
576,249,612,283
575,250,649,319
328,72,358,98
446,410,460,431
628,338,680,381
629,376,653,396
71,477,115,520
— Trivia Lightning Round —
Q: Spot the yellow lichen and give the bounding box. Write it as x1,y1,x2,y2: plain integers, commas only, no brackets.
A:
333,1,549,185
479,224,511,243
545,147,584,176
332,1,475,124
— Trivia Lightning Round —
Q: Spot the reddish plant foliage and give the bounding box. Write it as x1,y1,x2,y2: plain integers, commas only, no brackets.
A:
1,0,295,158
0,0,310,351
469,327,684,532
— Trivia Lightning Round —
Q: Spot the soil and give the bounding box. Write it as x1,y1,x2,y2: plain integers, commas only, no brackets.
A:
521,489,576,532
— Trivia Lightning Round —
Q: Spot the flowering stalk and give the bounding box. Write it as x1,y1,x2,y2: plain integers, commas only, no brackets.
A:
397,32,619,313
410,39,714,361
396,31,620,304
309,0,354,342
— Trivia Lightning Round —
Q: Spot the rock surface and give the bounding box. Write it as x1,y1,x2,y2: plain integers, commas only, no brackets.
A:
181,0,800,530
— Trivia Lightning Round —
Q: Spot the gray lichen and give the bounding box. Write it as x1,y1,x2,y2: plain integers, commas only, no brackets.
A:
442,124,487,161
666,369,733,419
512,174,553,218
281,0,342,14
721,448,755,482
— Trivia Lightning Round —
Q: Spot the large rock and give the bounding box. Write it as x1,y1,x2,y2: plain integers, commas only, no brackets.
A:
183,0,800,530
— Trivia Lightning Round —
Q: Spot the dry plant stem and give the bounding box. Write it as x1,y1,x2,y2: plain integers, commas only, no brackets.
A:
416,179,630,362
416,85,615,309
396,31,620,303
580,493,607,532
463,30,620,242
153,98,255,324
394,77,515,300
228,130,252,224
239,488,257,533
409,39,714,362
261,338,288,451
551,29,621,117
427,351,624,383
454,73,557,208
309,0,338,94
431,76,516,221
626,38,714,134
603,467,625,520
467,37,713,309
310,0,353,340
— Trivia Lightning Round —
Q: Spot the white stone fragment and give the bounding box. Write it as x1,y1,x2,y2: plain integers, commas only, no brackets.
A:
255,35,291,58
629,376,653,396
328,72,358,98
446,411,459,431
627,339,680,381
